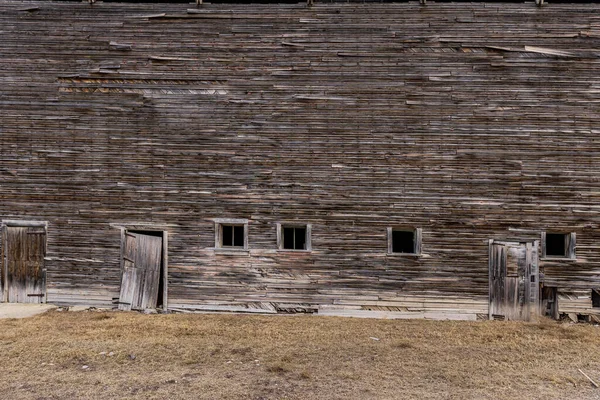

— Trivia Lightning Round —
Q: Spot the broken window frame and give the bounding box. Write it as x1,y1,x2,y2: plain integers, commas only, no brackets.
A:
387,227,422,256
277,223,312,252
214,218,249,251
540,231,576,260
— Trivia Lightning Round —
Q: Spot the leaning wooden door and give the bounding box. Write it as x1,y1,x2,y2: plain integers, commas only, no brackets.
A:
118,232,162,311
489,240,539,321
4,227,47,303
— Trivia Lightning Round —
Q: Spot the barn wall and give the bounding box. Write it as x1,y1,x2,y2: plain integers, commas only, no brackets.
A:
2,0,600,317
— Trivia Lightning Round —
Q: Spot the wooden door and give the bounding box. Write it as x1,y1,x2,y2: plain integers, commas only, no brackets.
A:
489,240,539,321
118,231,162,311
3,226,47,303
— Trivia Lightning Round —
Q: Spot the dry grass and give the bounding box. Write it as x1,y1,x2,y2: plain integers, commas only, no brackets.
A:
1,311,600,399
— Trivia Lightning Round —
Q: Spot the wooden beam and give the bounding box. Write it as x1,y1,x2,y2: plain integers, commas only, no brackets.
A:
162,230,168,312
2,220,47,228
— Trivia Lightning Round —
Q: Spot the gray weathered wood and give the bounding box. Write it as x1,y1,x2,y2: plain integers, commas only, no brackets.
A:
489,240,539,321
0,0,600,318
4,227,46,304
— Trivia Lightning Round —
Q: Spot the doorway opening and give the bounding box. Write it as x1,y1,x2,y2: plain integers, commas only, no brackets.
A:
118,228,168,312
1,221,48,303
489,239,539,321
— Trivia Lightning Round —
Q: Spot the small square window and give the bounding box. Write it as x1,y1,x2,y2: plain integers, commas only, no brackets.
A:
283,227,306,250
214,219,248,250
393,230,414,253
387,227,422,255
541,231,575,259
278,224,311,251
222,225,244,247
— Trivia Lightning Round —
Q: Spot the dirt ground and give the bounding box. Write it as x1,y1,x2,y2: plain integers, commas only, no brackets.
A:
1,310,600,400
0,303,57,319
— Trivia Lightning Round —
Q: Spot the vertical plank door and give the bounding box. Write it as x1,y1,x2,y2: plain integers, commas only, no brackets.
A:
5,227,46,303
118,232,138,311
489,241,506,319
118,232,162,311
489,240,539,321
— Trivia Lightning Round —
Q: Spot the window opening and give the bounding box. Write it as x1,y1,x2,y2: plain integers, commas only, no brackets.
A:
283,226,307,250
222,224,244,247
545,233,566,257
593,289,600,308
542,231,575,259
392,230,415,254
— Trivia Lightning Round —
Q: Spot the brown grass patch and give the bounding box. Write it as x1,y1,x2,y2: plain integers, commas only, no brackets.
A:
0,311,599,399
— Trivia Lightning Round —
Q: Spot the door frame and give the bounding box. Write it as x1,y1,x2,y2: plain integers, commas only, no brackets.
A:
488,239,539,321
1,220,48,303
117,225,168,311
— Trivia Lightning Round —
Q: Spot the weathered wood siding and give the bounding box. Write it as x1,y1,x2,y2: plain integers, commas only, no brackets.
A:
2,0,600,317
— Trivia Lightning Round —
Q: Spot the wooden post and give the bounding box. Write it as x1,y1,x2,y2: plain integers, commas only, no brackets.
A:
307,0,313,8
162,230,168,312
119,228,125,273
525,242,532,321
536,0,544,6
1,225,5,303
488,239,494,320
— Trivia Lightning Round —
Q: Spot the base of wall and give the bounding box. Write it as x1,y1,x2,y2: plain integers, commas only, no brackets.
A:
167,301,483,321
315,308,478,321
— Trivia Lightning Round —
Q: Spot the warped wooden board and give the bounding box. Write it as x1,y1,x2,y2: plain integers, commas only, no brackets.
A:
118,232,162,311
